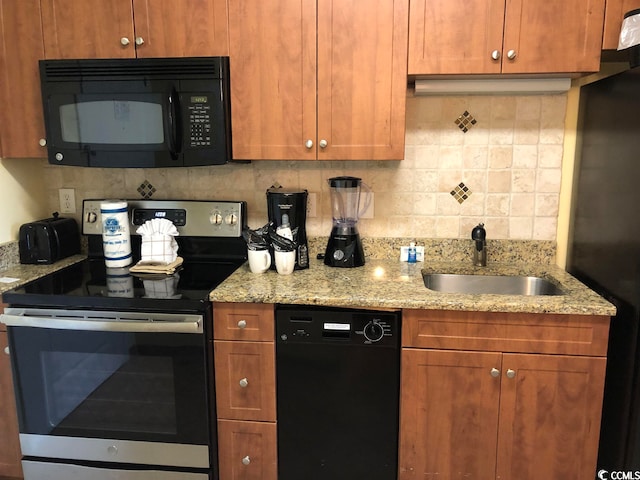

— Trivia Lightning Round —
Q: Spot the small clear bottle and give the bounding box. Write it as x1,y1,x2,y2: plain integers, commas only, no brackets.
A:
408,242,417,263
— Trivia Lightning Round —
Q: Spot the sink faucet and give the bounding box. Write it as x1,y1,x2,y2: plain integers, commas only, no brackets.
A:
471,223,487,267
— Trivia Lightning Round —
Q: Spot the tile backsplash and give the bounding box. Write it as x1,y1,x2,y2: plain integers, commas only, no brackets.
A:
42,93,567,241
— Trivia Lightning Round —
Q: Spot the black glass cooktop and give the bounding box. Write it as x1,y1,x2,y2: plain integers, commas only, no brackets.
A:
2,258,244,313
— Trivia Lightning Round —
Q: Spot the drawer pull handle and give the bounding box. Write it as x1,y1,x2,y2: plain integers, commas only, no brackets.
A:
237,320,247,329
242,455,251,465
3,346,9,355
490,368,500,378
239,377,249,388
506,369,516,379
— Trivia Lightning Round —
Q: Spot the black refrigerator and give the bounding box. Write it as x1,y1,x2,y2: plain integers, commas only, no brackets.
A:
568,64,640,472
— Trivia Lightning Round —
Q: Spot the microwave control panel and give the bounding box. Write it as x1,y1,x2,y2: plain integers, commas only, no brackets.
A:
187,95,212,148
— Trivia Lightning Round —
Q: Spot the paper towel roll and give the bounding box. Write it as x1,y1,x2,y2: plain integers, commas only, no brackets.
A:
101,201,132,268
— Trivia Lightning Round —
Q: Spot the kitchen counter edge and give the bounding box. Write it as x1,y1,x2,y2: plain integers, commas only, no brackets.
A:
209,259,616,316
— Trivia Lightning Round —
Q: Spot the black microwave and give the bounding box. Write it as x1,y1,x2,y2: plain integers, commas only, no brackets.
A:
39,57,231,168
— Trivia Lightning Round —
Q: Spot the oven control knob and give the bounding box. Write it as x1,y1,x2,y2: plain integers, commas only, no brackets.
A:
363,321,385,343
225,213,238,226
210,212,223,225
86,211,98,224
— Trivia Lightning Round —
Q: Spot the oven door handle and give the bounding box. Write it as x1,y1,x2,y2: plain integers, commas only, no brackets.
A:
0,314,203,334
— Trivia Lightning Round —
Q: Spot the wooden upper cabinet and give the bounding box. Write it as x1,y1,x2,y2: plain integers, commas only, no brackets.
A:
228,0,317,161
317,0,408,160
41,0,228,59
408,0,506,75
229,0,408,161
42,0,136,58
0,0,47,158
603,0,640,49
409,0,606,75
131,0,229,57
502,0,606,74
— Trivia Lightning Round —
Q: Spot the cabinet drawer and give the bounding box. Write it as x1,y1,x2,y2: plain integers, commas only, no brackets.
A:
217,419,277,480
213,303,274,341
214,341,276,421
402,309,610,356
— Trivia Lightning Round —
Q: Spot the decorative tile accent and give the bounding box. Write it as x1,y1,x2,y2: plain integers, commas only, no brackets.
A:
455,111,477,133
137,180,156,199
450,182,472,204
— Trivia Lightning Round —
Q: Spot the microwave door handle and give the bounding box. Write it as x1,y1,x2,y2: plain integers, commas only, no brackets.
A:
167,89,182,160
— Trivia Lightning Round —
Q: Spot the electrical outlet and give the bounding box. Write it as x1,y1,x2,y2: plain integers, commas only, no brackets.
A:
360,192,374,219
307,192,317,218
59,188,76,214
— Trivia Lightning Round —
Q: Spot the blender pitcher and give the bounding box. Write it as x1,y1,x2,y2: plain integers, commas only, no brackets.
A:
324,176,370,267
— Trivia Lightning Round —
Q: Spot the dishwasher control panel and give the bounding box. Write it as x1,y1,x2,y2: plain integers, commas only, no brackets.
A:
276,306,399,346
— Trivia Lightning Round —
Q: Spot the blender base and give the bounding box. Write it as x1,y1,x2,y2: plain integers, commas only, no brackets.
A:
324,230,365,268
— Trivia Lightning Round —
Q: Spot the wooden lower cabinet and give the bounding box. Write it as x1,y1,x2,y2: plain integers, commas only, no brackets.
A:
217,419,277,480
213,303,276,480
0,331,22,479
399,309,610,480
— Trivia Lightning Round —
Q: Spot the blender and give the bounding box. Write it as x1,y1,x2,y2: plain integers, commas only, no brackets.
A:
324,176,370,268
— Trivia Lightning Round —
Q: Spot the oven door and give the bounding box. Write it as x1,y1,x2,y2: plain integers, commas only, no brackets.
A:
1,308,211,471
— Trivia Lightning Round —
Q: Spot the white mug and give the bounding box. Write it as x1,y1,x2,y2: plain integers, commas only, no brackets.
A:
248,249,271,274
275,250,296,275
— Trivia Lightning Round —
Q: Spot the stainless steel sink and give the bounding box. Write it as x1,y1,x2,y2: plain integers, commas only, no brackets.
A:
422,273,564,296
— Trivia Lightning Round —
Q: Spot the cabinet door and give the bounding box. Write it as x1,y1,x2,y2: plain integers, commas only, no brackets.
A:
497,354,606,480
408,0,505,75
217,419,277,480
317,0,408,160
603,0,640,49
0,0,47,158
398,349,502,479
228,0,317,160
132,0,229,57
41,0,136,58
0,332,23,478
214,341,276,421
502,0,605,74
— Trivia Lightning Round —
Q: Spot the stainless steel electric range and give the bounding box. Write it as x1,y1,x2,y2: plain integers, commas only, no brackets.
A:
1,199,247,480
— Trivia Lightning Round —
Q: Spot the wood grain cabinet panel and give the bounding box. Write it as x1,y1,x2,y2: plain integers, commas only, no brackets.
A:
41,0,228,59
409,0,605,75
0,331,22,479
229,0,408,161
0,0,47,158
213,302,274,342
399,309,610,480
217,419,277,480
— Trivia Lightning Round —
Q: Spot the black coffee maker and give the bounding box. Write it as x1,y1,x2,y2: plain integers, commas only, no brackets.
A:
266,187,309,270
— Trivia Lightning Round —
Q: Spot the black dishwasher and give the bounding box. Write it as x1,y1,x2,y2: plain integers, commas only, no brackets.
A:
276,305,400,480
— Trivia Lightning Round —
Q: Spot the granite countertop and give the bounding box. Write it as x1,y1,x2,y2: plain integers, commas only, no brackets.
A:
209,258,616,316
0,254,87,297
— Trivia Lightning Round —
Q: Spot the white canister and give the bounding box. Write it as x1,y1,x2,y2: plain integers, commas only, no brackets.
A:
101,200,132,268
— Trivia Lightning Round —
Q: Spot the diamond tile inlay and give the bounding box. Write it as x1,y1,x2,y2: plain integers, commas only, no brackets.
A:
454,111,477,133
137,180,156,199
450,182,472,204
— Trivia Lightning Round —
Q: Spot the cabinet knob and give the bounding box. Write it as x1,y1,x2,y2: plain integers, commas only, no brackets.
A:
135,37,145,46
242,455,251,466
319,139,328,149
305,139,314,149
506,49,517,60
120,37,131,46
239,377,249,388
491,50,501,61
39,138,47,147
490,368,500,378
506,369,516,379
3,346,9,355
237,319,247,329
